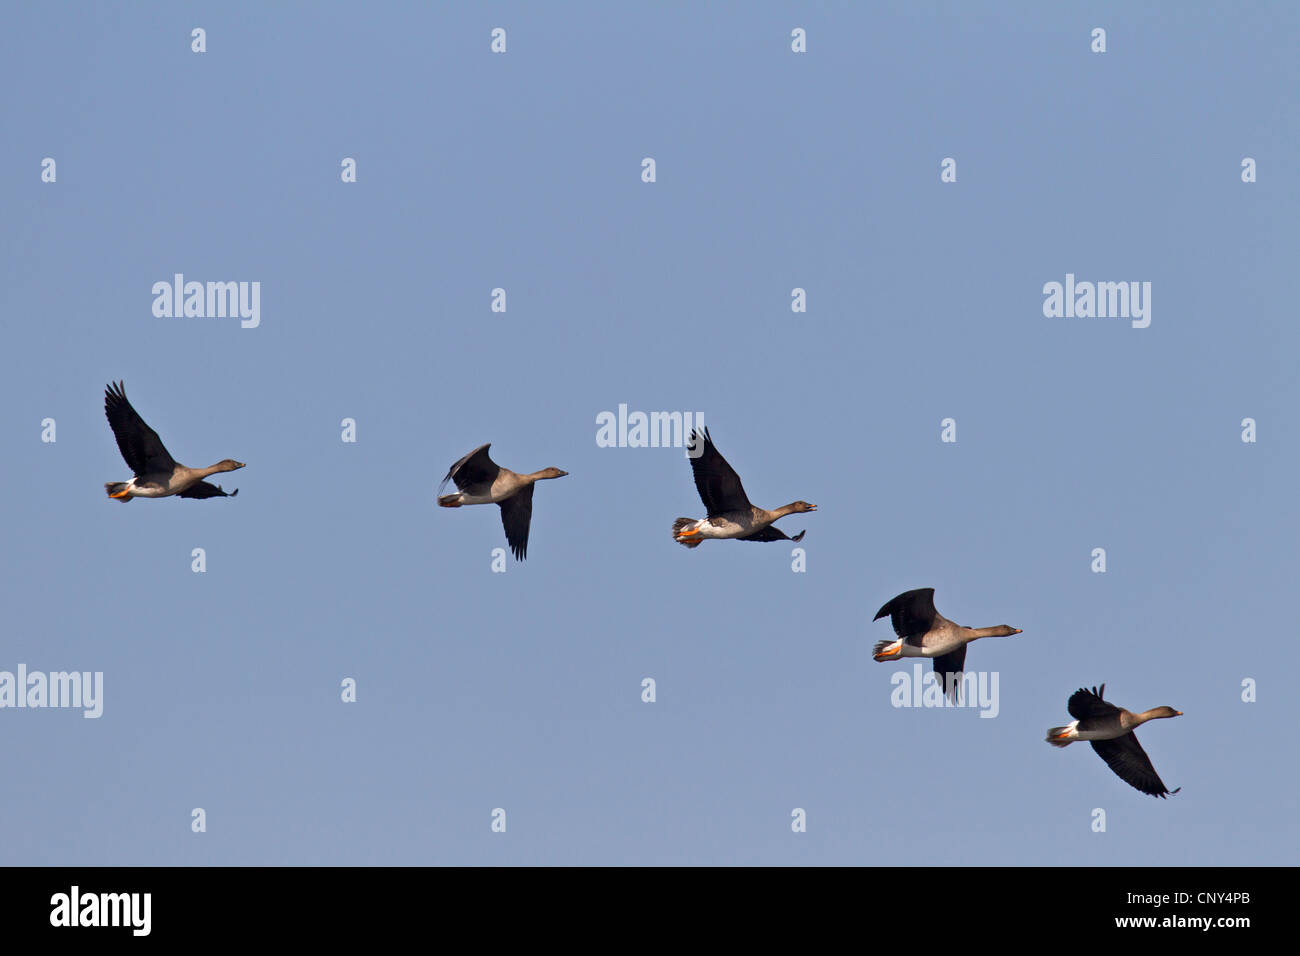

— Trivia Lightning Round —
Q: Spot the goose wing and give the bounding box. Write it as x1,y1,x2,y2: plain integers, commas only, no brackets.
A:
1067,685,1121,721
1090,733,1180,798
104,381,176,477
177,481,238,499
687,428,752,517
932,645,968,701
873,588,940,648
498,484,534,560
738,526,806,543
439,443,500,496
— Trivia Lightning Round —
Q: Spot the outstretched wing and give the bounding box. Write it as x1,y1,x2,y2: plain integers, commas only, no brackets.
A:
737,526,806,543
177,481,238,499
1067,685,1120,722
105,381,176,477
1091,733,1179,798
498,484,534,560
687,428,751,516
873,588,939,646
932,645,968,702
439,443,500,496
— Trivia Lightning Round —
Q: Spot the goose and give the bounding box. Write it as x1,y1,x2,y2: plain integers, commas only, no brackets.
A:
103,381,244,502
871,588,1022,700
672,428,815,547
437,443,567,560
1046,684,1182,798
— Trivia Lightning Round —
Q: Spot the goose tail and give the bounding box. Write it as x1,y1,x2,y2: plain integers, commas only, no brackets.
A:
872,639,903,662
672,518,703,548
105,482,132,501
1045,725,1075,747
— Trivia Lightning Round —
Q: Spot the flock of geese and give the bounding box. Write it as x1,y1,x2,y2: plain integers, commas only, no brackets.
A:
100,381,1183,800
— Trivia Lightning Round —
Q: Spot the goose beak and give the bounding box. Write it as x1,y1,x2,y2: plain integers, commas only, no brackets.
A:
1174,711,1183,716
1013,628,1023,634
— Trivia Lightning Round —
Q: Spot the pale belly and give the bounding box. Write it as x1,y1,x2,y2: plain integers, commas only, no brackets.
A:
893,642,931,658
456,492,501,506
893,639,963,659
1069,723,1125,742
692,517,757,539
122,478,174,498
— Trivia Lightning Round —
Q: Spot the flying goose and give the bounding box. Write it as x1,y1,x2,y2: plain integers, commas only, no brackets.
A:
872,588,1022,700
1047,684,1182,798
103,381,244,501
672,428,815,547
437,443,567,560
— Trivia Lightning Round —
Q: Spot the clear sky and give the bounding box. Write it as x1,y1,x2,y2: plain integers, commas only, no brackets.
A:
2,2,1296,865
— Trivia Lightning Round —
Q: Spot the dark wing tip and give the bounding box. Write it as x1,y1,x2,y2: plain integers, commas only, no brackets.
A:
873,587,934,621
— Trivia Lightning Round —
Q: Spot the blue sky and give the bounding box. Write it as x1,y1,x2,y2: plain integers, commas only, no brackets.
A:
1,2,1296,865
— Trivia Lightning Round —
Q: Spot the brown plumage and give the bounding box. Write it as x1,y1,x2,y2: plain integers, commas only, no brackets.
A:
1046,684,1182,798
871,587,1022,701
437,443,567,560
103,381,244,502
672,428,815,547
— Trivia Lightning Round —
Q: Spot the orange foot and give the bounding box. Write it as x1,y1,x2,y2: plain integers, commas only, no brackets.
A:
109,489,132,500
